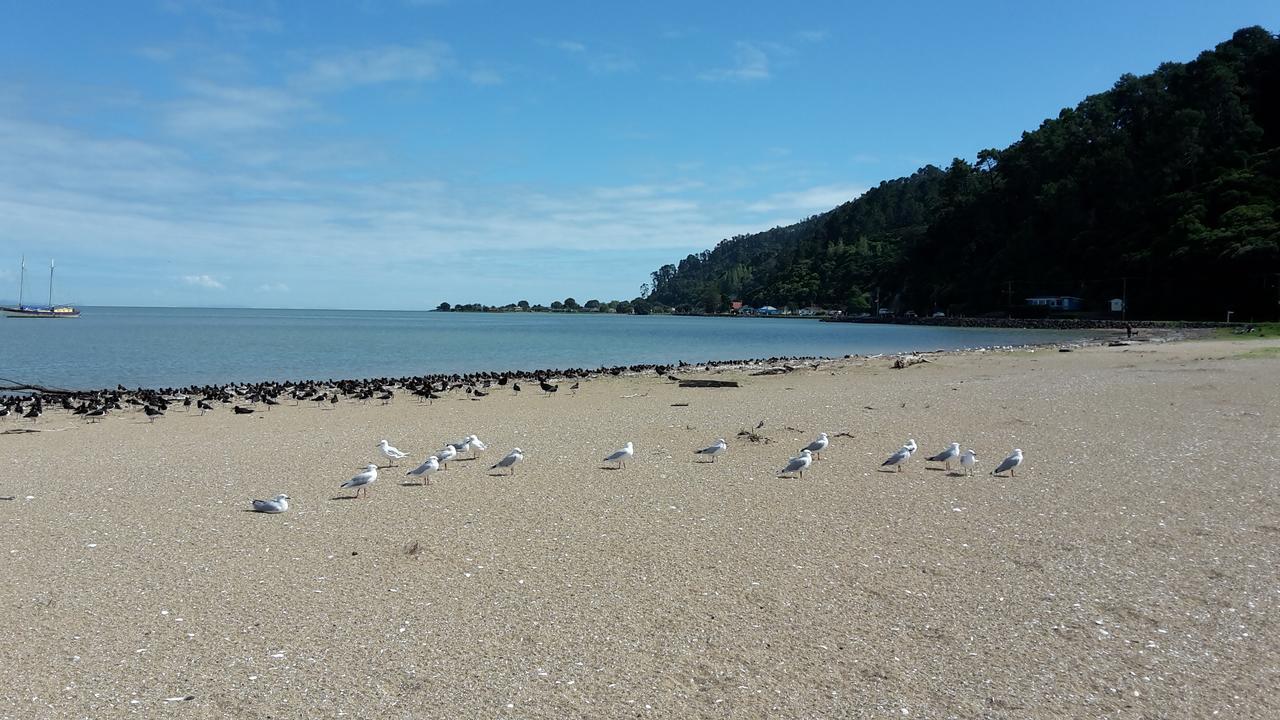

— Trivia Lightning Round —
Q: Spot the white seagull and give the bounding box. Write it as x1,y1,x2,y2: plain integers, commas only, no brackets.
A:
803,432,830,460
926,442,961,470
694,438,728,462
778,449,813,478
436,444,459,469
991,448,1024,477
882,444,913,472
251,494,290,513
490,448,524,475
378,439,408,466
342,464,378,498
960,449,978,476
405,455,440,484
463,434,487,457
604,441,634,469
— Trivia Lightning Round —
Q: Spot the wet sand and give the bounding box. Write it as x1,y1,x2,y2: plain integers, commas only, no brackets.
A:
2,337,1278,718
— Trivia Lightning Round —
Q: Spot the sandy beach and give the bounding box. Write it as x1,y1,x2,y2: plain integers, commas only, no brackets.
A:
2,336,1278,719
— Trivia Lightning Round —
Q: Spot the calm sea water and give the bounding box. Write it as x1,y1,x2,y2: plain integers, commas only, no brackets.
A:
2,307,1090,390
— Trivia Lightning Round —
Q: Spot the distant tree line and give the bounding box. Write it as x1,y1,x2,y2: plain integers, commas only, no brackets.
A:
435,297,671,315
645,27,1280,321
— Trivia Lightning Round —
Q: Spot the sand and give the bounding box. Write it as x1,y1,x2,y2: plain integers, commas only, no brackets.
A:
2,337,1278,719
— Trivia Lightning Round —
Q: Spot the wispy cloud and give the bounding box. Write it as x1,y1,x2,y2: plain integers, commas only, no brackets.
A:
164,82,311,136
745,184,867,213
587,54,636,75
545,39,635,75
699,42,771,81
182,274,225,289
158,0,280,34
3,109,862,307
298,43,453,92
468,68,504,86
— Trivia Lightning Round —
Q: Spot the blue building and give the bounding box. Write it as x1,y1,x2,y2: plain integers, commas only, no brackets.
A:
1026,296,1084,311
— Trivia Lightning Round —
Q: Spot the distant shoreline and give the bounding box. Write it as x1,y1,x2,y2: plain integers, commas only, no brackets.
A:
821,316,1234,330
4,329,1127,397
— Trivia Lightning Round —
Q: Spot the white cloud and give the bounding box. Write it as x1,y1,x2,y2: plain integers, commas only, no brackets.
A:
2,113,864,307
158,0,280,34
165,83,310,136
545,39,634,74
182,274,225,289
699,42,771,81
298,43,452,92
745,184,868,213
587,54,636,75
468,68,503,86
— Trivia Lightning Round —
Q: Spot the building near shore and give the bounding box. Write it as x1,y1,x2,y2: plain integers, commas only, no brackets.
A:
1026,295,1084,311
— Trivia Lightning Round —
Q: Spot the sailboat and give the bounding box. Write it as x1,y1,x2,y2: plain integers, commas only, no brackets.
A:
3,257,81,318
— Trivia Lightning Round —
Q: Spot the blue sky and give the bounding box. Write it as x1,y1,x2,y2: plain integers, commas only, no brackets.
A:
1,1,1276,309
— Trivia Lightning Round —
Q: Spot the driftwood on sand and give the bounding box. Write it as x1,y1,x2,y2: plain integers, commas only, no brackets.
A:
749,367,792,376
892,355,933,370
678,379,740,388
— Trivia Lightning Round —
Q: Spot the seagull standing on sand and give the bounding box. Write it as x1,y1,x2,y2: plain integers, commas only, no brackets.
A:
342,464,378,498
992,448,1024,477
960,449,978,476
694,439,728,462
926,442,961,471
406,456,440,484
436,444,458,469
803,432,830,460
491,448,524,475
251,494,290,513
882,444,913,472
450,435,487,458
604,441,634,469
778,449,813,478
378,439,408,466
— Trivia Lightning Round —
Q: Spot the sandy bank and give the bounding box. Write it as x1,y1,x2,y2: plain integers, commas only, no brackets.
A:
2,337,1278,718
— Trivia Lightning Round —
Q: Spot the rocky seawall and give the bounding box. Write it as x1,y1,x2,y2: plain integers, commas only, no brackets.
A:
823,316,1231,330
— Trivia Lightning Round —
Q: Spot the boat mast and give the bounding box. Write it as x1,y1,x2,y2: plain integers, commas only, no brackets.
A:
49,259,54,307
17,255,24,307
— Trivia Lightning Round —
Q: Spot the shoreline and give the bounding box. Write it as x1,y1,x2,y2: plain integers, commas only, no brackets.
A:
1,326,1140,399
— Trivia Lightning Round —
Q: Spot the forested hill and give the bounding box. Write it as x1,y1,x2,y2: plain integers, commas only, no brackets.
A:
646,27,1280,320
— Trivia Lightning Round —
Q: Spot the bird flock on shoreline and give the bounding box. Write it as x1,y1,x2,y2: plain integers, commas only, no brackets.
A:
0,358,1028,514
251,431,1026,512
